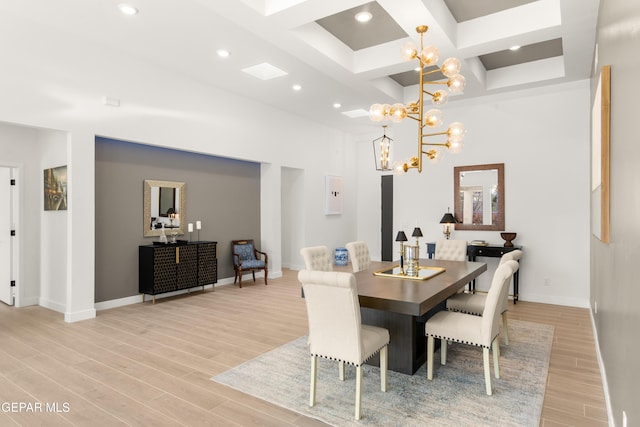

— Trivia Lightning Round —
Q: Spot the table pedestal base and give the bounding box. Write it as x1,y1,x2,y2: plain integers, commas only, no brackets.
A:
361,302,444,375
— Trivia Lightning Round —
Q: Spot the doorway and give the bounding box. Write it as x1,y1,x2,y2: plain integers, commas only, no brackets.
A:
0,166,17,305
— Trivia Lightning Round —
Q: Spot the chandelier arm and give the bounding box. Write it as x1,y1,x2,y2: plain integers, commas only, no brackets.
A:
422,80,448,85
421,130,449,137
422,68,445,76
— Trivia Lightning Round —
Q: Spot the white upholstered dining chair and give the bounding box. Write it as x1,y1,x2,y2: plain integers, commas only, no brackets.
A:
425,260,518,395
300,246,333,271
345,241,371,273
434,239,468,261
446,250,522,345
298,269,389,420
435,239,469,293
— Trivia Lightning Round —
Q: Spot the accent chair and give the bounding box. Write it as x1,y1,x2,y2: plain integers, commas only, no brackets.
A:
231,239,268,288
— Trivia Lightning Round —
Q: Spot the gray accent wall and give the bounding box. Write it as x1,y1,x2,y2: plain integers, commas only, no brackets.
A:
591,1,640,426
95,137,260,303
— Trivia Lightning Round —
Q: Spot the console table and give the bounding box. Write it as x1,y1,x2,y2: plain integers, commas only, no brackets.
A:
426,243,522,303
139,241,217,303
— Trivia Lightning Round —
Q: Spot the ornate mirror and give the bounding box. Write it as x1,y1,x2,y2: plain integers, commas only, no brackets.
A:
143,179,186,237
453,163,505,231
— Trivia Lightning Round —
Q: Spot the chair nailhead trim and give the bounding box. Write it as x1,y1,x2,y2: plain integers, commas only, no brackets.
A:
426,334,498,349
310,342,389,367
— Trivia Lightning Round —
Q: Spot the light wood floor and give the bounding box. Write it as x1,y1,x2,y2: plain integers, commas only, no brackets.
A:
0,268,607,426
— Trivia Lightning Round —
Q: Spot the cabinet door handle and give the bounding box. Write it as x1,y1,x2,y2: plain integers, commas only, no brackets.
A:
176,247,180,264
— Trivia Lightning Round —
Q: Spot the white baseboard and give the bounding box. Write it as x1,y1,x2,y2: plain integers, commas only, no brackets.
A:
94,283,216,311
39,297,65,313
590,307,614,426
64,308,96,323
16,296,39,307
517,293,590,308
93,273,282,311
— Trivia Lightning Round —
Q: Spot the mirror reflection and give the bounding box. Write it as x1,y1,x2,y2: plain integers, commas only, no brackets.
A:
454,163,505,231
143,179,186,237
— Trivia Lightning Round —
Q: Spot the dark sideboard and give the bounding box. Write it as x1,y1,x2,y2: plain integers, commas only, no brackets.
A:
139,241,217,303
426,242,522,303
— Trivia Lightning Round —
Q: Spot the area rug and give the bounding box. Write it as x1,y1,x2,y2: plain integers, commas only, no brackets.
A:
212,319,553,426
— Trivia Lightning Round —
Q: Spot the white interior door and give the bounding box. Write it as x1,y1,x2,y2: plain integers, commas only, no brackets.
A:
0,167,13,305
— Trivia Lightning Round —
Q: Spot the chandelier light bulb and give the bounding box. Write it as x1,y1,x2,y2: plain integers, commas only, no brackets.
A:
448,139,464,154
427,148,444,164
424,109,443,127
392,160,408,175
432,90,449,105
420,45,439,65
441,58,461,77
390,103,407,122
400,41,418,62
447,74,466,93
369,104,385,122
448,122,466,141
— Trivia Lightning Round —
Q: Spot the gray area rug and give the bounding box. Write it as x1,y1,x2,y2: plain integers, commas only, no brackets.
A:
212,319,553,426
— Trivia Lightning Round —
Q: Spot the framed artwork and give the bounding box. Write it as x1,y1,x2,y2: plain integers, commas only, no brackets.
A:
591,65,611,243
324,175,343,215
44,165,67,211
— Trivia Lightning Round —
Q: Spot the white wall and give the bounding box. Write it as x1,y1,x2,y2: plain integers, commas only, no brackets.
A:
355,80,591,307
38,130,68,312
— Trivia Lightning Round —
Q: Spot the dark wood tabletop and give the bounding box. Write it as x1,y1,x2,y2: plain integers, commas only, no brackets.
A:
355,259,487,317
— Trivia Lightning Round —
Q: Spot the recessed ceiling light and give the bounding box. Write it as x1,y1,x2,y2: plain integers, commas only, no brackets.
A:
509,45,521,51
292,84,302,91
118,4,138,15
216,49,230,58
355,11,372,23
333,103,341,109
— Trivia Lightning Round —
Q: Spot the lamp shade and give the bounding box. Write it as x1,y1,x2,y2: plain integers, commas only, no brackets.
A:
395,231,408,242
439,213,458,224
412,227,423,238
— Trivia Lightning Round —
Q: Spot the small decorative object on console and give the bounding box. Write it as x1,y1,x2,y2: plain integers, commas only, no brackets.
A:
470,240,487,246
335,247,348,266
500,232,517,247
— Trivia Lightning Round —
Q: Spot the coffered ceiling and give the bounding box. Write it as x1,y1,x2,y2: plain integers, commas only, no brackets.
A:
0,0,600,134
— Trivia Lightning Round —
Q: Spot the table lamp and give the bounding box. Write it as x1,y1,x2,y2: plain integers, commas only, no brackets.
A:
439,208,459,240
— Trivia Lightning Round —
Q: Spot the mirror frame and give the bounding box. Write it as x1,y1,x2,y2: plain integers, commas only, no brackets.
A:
453,163,505,231
143,179,186,237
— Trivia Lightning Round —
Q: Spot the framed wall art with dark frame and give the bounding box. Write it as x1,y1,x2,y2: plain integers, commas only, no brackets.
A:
591,65,611,243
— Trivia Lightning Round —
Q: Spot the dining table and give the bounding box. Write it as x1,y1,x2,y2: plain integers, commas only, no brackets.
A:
354,258,487,375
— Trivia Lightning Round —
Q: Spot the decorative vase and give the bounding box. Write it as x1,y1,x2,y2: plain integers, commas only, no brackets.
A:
335,247,348,266
500,232,517,247
404,245,420,276
159,223,168,244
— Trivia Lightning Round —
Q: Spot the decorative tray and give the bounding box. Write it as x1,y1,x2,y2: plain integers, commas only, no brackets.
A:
373,265,446,281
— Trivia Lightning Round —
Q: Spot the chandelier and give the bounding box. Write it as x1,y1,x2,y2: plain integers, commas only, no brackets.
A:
370,25,466,173
373,125,393,171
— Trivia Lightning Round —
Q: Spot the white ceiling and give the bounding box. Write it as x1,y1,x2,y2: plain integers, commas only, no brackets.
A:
0,0,600,134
